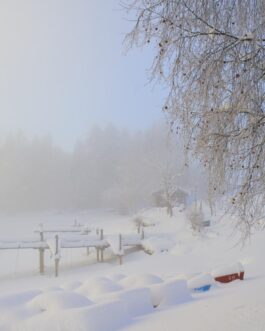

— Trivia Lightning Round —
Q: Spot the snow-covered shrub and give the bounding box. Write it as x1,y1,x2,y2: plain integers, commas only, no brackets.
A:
187,205,204,232
132,216,143,230
133,213,159,228
142,235,176,254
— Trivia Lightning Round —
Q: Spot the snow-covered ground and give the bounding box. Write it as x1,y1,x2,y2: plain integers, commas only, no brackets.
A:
0,207,264,331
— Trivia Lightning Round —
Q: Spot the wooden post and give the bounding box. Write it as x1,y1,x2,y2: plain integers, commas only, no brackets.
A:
85,226,90,256
100,229,104,262
96,228,100,262
137,224,141,234
83,226,89,235
55,235,59,277
39,232,45,274
119,234,123,265
141,229,145,240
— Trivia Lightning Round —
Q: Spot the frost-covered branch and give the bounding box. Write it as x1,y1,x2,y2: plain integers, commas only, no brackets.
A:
124,0,265,237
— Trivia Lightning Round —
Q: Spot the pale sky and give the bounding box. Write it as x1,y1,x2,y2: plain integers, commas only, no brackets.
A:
0,0,165,150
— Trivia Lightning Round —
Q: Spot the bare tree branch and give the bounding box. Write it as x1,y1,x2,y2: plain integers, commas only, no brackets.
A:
124,0,265,238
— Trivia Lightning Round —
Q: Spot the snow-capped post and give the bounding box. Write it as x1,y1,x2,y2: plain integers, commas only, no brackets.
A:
83,225,90,235
55,234,60,277
85,226,90,256
137,223,141,234
119,234,123,265
100,229,104,262
96,228,100,261
39,230,45,274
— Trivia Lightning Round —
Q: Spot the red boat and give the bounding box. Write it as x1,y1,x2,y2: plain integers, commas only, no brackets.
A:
212,262,244,283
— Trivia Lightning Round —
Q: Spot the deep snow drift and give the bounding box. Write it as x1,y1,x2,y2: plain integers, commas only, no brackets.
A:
0,207,264,331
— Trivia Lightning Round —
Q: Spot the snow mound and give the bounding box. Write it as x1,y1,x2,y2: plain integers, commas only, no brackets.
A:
76,277,123,299
187,273,214,290
0,290,42,307
18,300,131,331
119,273,163,289
44,286,63,292
99,287,153,317
0,306,38,331
27,291,93,312
142,235,175,254
141,217,159,227
61,280,82,291
107,273,126,282
0,290,42,331
150,279,192,307
138,207,179,226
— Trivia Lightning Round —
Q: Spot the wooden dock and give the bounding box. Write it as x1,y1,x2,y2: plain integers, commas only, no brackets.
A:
0,225,145,277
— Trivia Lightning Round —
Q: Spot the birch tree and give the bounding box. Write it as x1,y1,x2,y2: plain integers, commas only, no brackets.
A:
124,0,265,237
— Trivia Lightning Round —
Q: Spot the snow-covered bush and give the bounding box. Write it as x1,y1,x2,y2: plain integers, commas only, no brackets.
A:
132,214,158,228
187,205,204,232
132,216,143,230
142,235,176,254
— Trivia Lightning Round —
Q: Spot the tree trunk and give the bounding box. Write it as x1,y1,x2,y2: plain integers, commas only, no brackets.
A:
167,203,173,217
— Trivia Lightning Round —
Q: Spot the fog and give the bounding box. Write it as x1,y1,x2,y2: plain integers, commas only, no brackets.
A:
0,124,206,214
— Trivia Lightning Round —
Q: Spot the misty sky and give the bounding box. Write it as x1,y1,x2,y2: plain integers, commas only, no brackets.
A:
0,0,165,150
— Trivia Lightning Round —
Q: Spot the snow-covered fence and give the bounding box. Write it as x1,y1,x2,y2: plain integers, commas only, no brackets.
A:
0,228,145,277
0,230,108,277
0,239,47,250
106,232,144,265
35,224,91,237
45,231,110,277
34,224,92,273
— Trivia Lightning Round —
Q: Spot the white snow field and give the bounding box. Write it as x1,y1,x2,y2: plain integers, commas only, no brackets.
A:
0,207,264,331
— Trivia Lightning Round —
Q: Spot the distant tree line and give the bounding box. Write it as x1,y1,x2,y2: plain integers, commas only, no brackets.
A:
0,124,205,213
